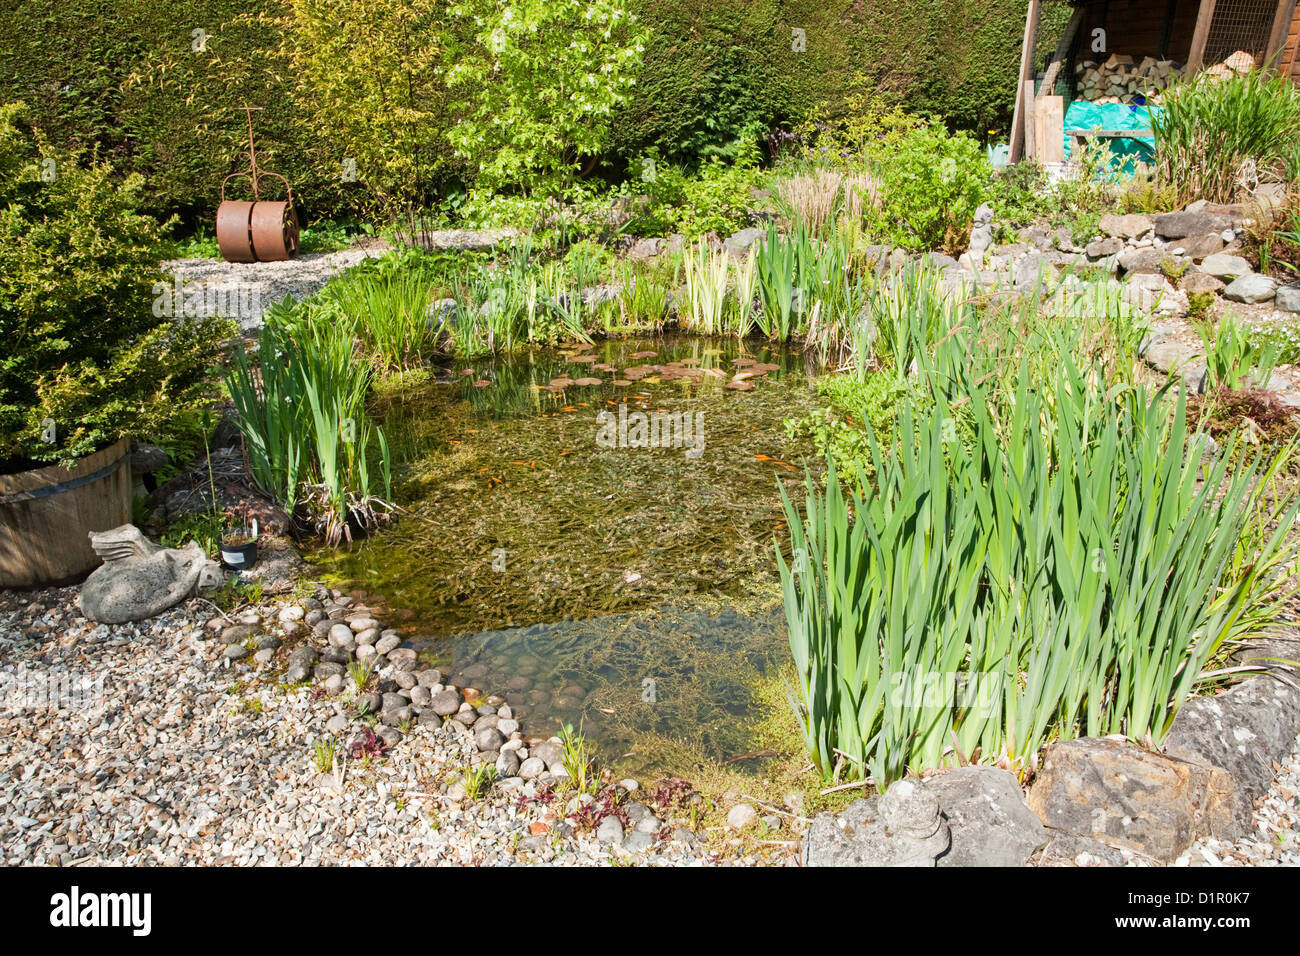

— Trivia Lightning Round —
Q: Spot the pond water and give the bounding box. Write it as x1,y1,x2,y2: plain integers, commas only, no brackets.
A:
308,335,826,775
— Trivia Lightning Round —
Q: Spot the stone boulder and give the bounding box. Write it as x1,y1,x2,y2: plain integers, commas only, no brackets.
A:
1085,237,1124,260
1117,247,1167,276
1154,210,1237,239
1166,233,1224,261
802,779,950,867
1277,284,1300,313
1199,253,1252,279
1099,213,1154,240
1222,273,1277,304
723,227,766,256
1180,272,1225,295
1026,737,1248,863
1164,631,1300,804
923,767,1048,867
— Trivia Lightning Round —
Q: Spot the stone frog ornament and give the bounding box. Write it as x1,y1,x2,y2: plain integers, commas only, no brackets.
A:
79,525,225,624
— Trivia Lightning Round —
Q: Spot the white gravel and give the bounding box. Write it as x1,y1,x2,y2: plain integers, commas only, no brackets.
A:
162,247,387,330
0,587,735,866
1179,732,1300,866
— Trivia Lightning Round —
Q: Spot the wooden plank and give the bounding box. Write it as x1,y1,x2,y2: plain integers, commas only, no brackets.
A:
1187,0,1218,73
1023,79,1038,160
1009,0,1042,164
1065,129,1156,138
1039,95,1066,163
1266,0,1299,70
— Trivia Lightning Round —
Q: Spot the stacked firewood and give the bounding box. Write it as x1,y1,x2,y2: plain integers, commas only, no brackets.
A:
1074,54,1183,104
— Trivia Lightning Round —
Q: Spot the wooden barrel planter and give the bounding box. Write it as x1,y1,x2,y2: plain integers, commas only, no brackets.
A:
0,437,132,588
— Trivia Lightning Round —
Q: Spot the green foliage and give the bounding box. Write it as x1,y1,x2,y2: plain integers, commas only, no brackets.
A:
780,311,1299,785
225,298,393,545
1186,290,1218,323
675,153,763,238
866,117,989,253
785,374,923,482
311,736,338,774
611,261,670,331
276,0,453,217
1154,70,1300,206
558,722,596,794
446,0,646,195
0,2,348,223
1194,313,1281,391
611,1,1044,169
0,102,233,469
462,760,496,799
160,510,232,556
323,254,441,372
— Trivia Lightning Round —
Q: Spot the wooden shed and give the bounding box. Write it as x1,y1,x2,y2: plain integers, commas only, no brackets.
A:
1012,0,1300,162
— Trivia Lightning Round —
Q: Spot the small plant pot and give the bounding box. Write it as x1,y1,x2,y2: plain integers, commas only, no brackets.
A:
220,519,259,571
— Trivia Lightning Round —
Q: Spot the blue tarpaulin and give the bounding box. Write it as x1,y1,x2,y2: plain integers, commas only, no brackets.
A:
1063,100,1160,172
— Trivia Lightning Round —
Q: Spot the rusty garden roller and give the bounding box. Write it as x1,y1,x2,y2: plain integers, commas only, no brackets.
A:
216,106,300,263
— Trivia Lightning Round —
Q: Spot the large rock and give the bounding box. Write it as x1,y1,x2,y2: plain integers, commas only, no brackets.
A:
1014,252,1055,286
1277,284,1300,313
1117,247,1167,276
1085,237,1124,260
1199,253,1252,279
1167,233,1224,261
1180,272,1225,295
627,237,665,261
1099,213,1154,240
78,525,224,624
1222,273,1277,304
1026,737,1248,863
922,767,1047,866
722,227,766,256
1154,210,1237,239
801,780,950,867
1039,833,1125,867
1164,631,1300,804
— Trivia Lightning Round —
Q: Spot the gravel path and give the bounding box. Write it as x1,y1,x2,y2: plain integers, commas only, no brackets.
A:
163,246,387,330
0,587,746,866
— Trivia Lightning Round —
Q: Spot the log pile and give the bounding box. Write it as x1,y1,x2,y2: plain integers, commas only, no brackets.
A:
1074,54,1183,104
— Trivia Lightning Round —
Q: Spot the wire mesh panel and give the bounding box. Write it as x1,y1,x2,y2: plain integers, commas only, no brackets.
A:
1204,0,1282,65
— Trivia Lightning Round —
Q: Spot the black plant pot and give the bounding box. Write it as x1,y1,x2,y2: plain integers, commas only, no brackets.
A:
220,520,259,571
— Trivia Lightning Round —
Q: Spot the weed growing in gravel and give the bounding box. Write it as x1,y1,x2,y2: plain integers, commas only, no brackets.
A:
558,722,596,794
347,659,376,693
311,736,337,774
462,762,496,800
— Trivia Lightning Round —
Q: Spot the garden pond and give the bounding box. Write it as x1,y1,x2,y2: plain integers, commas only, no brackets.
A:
308,335,827,776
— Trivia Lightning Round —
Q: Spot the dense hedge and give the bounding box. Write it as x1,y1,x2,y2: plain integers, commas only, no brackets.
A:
0,1,347,227
1,0,1062,221
609,0,1067,167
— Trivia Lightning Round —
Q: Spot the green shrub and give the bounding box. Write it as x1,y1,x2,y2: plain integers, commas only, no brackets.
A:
610,1,1049,169
866,118,989,253
446,0,646,196
625,149,762,238
0,102,233,469
784,374,923,482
